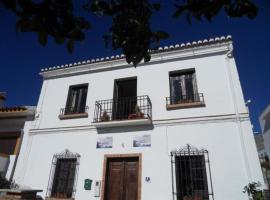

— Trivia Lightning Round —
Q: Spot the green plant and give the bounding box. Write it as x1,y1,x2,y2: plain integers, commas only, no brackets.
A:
243,182,264,200
134,104,141,114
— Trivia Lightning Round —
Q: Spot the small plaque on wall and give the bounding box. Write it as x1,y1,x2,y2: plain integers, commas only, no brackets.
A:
133,135,151,147
97,136,113,148
84,179,92,190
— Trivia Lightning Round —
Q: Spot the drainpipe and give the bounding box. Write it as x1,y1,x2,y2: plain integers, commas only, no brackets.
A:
225,43,252,183
9,129,24,183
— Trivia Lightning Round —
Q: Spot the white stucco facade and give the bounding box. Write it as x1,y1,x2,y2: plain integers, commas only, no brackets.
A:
13,36,263,200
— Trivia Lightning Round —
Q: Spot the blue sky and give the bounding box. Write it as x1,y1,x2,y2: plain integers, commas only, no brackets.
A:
0,1,269,132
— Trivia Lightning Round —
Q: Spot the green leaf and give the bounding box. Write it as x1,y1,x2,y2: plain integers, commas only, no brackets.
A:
67,40,74,53
152,3,160,11
55,36,65,44
155,31,169,39
38,31,48,46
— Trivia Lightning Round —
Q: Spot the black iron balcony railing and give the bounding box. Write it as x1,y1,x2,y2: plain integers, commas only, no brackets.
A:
59,106,89,116
166,93,204,106
93,95,152,123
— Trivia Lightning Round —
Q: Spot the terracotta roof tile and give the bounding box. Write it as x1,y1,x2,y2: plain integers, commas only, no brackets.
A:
40,35,232,73
0,107,27,113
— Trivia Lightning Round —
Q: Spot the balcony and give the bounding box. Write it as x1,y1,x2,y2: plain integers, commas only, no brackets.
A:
58,106,89,120
166,93,205,110
93,95,152,128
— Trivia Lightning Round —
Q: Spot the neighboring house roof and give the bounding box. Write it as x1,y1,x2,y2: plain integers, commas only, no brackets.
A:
40,35,232,73
0,107,27,112
0,106,36,118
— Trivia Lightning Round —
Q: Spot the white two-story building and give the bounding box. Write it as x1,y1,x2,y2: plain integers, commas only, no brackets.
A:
13,35,263,200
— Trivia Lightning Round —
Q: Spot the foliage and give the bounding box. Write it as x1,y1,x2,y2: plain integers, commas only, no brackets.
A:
0,173,11,189
0,0,258,66
243,182,264,200
1,0,90,53
84,0,169,66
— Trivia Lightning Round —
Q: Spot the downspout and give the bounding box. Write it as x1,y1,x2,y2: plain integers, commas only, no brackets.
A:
9,129,24,183
225,43,252,183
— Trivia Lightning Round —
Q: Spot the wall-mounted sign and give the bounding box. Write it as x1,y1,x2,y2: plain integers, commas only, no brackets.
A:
97,136,113,148
133,135,151,147
84,179,92,190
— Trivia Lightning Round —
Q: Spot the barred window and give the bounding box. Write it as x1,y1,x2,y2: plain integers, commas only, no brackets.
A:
171,145,214,200
47,149,80,199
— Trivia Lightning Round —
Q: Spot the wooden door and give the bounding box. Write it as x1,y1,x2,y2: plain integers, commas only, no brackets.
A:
105,157,139,200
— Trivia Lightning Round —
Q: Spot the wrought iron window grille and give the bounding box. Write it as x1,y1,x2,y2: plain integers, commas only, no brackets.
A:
59,106,89,116
166,93,205,106
46,149,80,199
171,144,214,200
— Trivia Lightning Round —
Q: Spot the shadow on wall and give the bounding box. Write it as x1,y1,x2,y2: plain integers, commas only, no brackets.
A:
96,124,154,134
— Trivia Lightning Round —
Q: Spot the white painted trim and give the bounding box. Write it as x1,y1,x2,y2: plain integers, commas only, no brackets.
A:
28,112,249,135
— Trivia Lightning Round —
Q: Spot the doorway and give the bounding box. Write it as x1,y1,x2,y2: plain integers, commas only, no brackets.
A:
103,155,141,200
113,78,137,120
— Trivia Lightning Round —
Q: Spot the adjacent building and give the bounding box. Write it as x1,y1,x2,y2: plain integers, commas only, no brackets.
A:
259,104,270,156
13,36,264,200
254,104,270,189
0,92,35,180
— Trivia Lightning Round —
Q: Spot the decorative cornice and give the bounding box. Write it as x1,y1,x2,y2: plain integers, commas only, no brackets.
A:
40,35,233,79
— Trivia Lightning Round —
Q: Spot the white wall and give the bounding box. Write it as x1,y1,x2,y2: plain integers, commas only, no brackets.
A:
14,120,263,200
32,54,247,130
13,42,264,200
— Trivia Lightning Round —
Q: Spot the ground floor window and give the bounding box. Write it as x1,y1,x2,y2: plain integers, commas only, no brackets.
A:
47,149,80,199
171,145,214,200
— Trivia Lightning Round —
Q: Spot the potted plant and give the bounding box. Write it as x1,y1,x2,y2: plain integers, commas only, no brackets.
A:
101,111,110,121
128,104,145,119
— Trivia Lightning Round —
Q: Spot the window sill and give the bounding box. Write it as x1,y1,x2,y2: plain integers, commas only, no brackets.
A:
59,113,88,120
166,102,205,110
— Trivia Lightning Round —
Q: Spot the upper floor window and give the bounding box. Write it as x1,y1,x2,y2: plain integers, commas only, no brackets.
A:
169,69,198,104
167,69,205,109
65,84,88,115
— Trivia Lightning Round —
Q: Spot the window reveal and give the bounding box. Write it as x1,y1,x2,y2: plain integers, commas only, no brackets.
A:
65,84,88,114
47,150,80,199
169,70,198,104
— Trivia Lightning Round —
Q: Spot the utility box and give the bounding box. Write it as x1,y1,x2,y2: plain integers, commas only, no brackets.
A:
84,179,92,190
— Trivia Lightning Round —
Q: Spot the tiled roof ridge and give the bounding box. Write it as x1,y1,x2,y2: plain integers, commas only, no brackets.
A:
41,35,232,72
0,106,27,112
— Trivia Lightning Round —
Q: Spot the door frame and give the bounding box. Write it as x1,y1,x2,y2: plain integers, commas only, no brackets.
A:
100,153,142,200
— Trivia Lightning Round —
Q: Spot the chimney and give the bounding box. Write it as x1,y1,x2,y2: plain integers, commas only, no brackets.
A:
0,92,6,107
